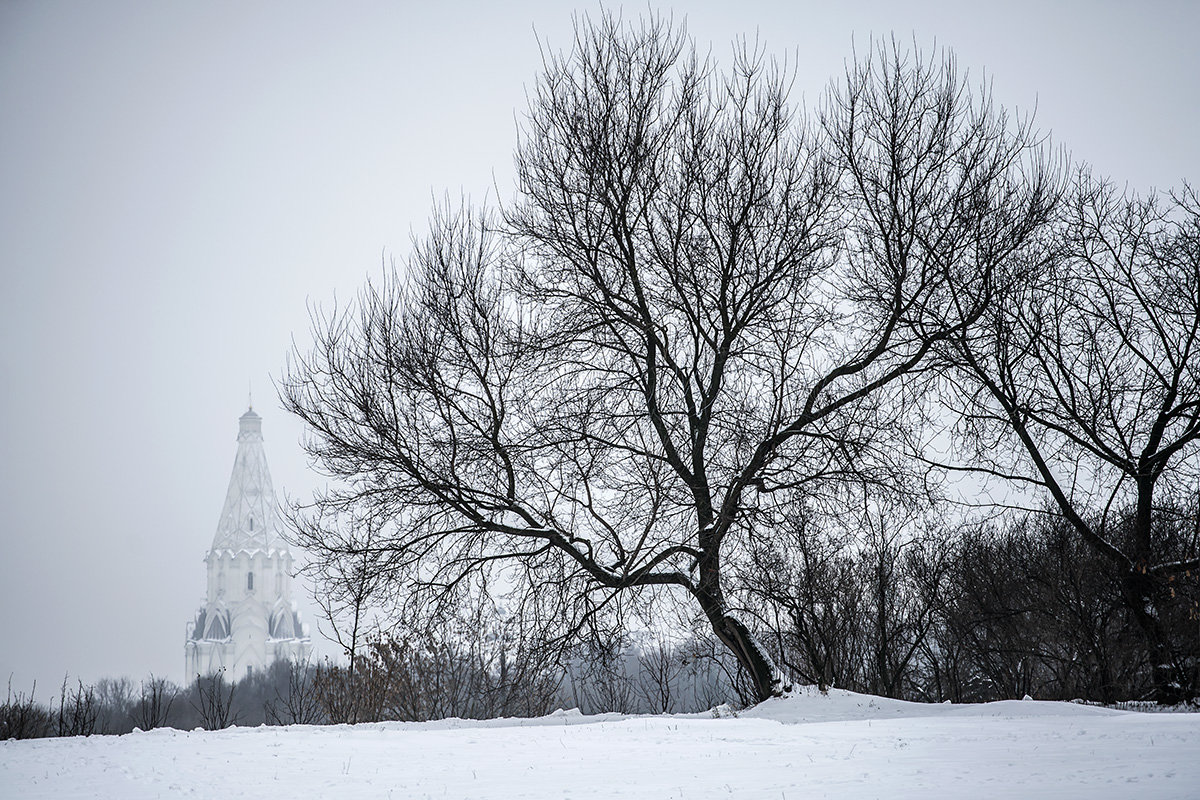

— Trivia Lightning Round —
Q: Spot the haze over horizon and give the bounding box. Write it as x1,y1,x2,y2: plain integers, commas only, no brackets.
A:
2,0,1197,695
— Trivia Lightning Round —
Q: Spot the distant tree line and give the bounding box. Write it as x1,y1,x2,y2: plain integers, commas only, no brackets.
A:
0,640,727,740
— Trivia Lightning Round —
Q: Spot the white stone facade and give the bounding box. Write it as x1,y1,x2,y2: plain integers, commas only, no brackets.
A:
185,408,311,682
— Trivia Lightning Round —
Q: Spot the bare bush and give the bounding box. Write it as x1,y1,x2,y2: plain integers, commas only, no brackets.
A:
312,658,391,725
1,679,53,739
132,675,178,730
55,677,99,737
265,660,324,726
191,671,237,730
565,641,637,715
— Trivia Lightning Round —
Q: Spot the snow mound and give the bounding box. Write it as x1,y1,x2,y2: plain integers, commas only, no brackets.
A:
743,685,1123,724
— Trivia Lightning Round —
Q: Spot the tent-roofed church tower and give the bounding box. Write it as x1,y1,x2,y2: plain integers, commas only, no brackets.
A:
185,407,311,682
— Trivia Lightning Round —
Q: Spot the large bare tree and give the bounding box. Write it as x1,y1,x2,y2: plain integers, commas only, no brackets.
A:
283,16,1057,703
942,175,1200,701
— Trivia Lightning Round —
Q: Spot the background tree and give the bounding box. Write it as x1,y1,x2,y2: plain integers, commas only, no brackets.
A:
741,512,865,692
290,511,392,676
93,677,135,735
283,15,1057,703
941,174,1200,701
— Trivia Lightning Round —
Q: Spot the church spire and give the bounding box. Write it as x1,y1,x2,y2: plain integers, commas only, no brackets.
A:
209,406,287,555
186,406,311,681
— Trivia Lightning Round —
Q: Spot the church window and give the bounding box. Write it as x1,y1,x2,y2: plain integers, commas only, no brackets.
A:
247,571,254,591
249,517,254,531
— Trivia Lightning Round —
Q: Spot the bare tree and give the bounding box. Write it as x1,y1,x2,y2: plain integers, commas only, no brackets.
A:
858,502,936,699
566,640,637,714
289,511,391,677
941,175,1200,701
634,638,685,713
742,512,865,692
283,16,1056,703
94,677,135,735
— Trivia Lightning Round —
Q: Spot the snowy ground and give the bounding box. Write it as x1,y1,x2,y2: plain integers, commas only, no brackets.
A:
4,688,1199,799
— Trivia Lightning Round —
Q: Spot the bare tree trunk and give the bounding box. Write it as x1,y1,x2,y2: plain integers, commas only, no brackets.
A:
1121,567,1182,704
694,557,783,704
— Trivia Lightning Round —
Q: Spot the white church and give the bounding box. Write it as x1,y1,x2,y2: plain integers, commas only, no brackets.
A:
185,407,311,682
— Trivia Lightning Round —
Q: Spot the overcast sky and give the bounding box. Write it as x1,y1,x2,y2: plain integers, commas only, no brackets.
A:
1,0,1197,695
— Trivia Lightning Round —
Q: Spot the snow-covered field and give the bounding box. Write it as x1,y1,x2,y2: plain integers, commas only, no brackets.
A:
4,688,1198,799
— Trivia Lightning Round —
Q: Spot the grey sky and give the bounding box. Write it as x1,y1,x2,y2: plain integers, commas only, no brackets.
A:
1,0,1196,694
